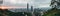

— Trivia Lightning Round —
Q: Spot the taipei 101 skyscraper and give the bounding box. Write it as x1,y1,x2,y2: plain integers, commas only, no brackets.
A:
27,3,29,11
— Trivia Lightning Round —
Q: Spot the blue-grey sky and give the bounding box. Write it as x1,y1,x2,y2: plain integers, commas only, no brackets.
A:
2,0,51,8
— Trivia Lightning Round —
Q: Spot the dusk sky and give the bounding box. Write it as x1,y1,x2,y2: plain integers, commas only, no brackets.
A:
2,0,51,8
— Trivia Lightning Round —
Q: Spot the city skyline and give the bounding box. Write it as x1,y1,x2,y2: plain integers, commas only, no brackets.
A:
2,0,51,8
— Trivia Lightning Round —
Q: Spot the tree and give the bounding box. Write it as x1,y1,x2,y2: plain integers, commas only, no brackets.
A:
43,0,60,16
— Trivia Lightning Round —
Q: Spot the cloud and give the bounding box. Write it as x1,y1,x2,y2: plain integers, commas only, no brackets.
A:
32,0,51,8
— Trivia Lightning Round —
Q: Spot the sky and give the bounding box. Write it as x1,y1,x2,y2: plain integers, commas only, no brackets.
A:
2,0,51,8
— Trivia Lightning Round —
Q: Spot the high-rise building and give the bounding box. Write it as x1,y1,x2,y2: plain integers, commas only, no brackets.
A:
27,3,29,11
31,6,33,11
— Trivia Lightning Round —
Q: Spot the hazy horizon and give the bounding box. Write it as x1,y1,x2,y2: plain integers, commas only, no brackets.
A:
1,0,51,8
